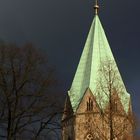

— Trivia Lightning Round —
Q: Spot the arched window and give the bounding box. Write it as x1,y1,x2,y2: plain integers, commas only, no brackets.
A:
87,98,93,111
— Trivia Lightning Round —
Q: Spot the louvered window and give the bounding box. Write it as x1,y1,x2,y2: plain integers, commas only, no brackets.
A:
87,98,93,111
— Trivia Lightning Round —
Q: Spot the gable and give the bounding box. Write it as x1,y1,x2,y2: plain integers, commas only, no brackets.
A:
62,95,73,121
76,88,100,114
105,90,126,116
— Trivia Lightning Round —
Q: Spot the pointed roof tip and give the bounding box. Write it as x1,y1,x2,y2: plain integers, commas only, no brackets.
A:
94,0,99,15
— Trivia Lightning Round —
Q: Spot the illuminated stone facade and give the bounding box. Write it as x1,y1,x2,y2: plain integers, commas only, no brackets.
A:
62,89,133,140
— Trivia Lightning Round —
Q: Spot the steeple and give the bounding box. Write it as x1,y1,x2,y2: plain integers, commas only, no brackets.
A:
68,5,130,113
62,3,133,140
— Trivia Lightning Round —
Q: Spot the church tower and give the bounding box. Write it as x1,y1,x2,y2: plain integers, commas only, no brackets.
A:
62,1,134,140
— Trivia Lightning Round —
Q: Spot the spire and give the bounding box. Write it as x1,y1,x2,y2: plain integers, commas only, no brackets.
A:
94,0,99,15
68,15,130,113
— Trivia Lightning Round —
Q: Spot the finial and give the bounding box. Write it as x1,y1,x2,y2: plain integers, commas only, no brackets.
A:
94,0,99,15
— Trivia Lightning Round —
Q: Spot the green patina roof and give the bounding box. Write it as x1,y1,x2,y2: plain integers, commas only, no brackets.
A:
68,15,130,113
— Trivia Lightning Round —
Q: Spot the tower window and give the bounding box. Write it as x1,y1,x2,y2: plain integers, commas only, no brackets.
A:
87,98,93,111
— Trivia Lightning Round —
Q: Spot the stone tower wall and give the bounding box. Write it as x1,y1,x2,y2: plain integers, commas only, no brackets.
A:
62,89,133,140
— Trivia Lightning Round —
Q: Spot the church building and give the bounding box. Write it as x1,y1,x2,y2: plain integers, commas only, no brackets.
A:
62,1,134,140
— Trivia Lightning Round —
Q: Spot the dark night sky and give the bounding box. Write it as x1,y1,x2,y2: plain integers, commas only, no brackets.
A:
0,0,139,129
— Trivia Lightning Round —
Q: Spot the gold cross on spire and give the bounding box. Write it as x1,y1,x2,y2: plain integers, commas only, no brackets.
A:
94,0,99,15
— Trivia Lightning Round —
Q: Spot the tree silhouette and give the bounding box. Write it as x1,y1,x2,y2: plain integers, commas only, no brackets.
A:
94,60,134,140
0,43,62,140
